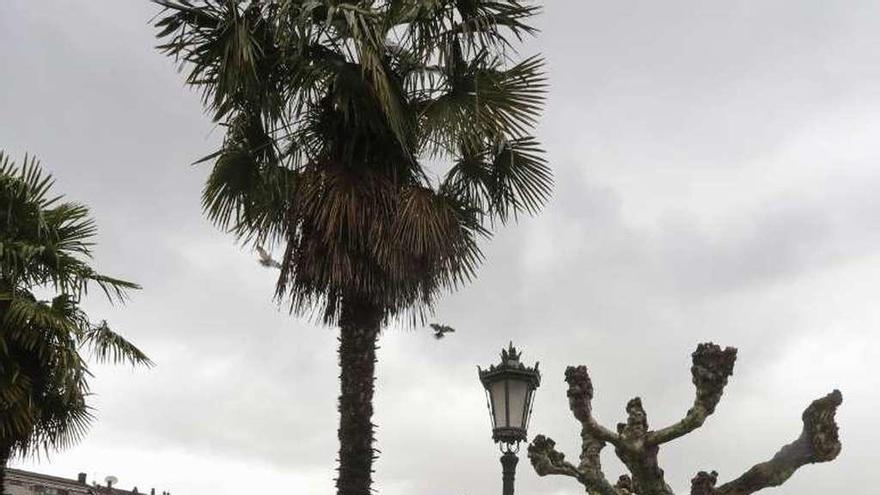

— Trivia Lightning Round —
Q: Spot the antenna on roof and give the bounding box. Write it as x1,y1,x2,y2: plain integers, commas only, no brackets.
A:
105,476,118,489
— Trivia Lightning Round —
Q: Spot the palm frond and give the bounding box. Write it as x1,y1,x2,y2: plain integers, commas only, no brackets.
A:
418,53,546,155
444,135,550,222
153,0,549,324
83,321,154,367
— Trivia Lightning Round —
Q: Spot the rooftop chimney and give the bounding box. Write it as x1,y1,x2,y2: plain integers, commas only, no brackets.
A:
77,473,87,485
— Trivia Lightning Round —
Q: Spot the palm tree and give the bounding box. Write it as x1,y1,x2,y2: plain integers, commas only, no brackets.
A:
0,154,152,492
153,1,548,493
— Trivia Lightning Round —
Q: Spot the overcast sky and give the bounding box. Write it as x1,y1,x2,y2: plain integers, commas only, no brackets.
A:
2,1,879,494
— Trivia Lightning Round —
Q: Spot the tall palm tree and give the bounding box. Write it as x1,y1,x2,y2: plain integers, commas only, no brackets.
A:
0,154,152,492
153,1,548,493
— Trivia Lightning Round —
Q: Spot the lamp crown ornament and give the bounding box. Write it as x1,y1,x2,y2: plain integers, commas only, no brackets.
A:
502,342,521,365
481,343,540,376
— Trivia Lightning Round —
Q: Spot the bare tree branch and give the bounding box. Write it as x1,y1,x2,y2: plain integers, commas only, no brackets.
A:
528,366,623,495
618,397,649,440
615,475,636,495
649,343,737,446
578,426,609,478
566,365,623,446
528,435,582,479
613,397,675,495
689,471,719,495
528,434,620,495
703,389,843,495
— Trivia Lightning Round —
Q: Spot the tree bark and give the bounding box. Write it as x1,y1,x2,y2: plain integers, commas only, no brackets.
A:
712,390,843,495
335,297,382,495
0,442,10,495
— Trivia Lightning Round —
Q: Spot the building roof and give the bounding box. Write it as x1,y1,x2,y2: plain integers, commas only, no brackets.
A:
5,468,163,495
6,468,92,495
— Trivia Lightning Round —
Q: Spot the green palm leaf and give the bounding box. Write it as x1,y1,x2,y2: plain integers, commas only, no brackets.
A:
83,321,154,367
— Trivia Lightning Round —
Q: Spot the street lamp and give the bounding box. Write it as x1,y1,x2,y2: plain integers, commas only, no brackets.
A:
479,343,541,495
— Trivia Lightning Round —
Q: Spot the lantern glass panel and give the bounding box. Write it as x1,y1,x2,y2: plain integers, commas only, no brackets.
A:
524,388,535,430
507,378,529,429
490,379,507,428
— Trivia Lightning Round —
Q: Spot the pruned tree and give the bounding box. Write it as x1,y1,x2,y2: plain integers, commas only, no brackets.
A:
527,343,842,495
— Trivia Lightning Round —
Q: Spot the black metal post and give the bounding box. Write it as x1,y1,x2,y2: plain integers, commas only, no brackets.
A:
501,450,519,495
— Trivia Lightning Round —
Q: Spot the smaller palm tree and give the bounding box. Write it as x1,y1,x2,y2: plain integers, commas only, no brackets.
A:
0,153,152,492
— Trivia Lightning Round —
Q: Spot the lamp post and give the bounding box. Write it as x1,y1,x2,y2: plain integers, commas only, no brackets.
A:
479,343,541,495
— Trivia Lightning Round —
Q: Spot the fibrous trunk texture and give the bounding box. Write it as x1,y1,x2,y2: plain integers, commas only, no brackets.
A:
1,294,10,495
0,443,10,495
335,297,382,495
528,343,842,495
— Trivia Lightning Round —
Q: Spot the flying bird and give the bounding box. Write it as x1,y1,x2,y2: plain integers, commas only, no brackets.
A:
256,246,282,269
430,323,456,340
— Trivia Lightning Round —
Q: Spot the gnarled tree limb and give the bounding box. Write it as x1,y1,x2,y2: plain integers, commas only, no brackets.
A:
527,365,624,495
528,434,619,495
529,434,582,478
566,365,623,447
648,344,737,446
691,389,843,495
614,397,675,495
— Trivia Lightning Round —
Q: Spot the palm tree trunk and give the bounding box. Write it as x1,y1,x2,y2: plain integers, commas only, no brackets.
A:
0,443,10,495
335,297,382,495
1,296,9,495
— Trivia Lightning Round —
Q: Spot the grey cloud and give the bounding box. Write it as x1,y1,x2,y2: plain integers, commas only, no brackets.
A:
3,1,879,495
